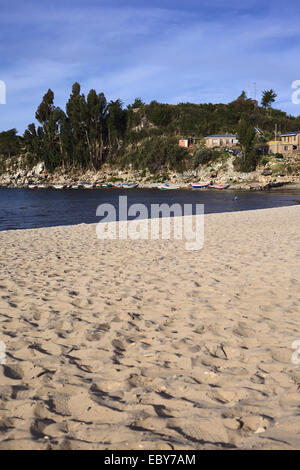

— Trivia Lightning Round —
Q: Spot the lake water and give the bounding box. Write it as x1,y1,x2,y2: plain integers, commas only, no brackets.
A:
0,187,299,231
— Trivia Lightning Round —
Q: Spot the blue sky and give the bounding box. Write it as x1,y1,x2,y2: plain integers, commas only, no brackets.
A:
0,0,300,134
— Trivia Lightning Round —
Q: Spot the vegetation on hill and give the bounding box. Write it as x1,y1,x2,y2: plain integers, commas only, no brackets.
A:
0,129,20,173
0,129,20,158
1,84,300,174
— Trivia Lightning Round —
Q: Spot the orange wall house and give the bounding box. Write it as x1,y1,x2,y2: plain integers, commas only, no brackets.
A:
178,139,189,148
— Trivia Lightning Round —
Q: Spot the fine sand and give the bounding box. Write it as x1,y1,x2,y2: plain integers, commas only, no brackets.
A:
0,206,300,450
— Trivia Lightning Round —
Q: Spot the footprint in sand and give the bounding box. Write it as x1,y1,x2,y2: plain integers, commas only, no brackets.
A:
46,393,71,417
30,418,56,438
112,339,126,359
270,347,293,363
239,414,273,433
279,392,300,410
233,323,255,338
2,364,23,380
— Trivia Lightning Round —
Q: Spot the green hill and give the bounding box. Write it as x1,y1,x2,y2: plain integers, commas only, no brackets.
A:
1,84,300,175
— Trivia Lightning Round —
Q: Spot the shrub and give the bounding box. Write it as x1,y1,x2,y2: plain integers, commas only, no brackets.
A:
193,148,214,168
128,136,188,173
260,156,270,166
233,150,259,172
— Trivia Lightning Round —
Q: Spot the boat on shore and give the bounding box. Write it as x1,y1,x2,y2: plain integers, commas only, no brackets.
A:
121,182,139,189
158,183,180,190
209,184,230,190
191,182,211,189
26,181,230,191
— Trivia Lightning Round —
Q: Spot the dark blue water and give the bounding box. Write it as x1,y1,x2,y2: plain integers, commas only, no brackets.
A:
0,187,299,231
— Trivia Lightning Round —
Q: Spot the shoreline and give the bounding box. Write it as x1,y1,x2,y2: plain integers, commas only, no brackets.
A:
1,198,300,234
0,201,300,234
0,205,300,450
1,181,300,191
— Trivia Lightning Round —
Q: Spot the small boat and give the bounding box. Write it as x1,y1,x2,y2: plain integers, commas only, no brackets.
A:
209,184,230,190
113,183,123,188
37,184,47,189
122,182,139,189
191,182,211,189
83,184,95,189
263,181,285,190
70,184,81,189
158,183,180,190
28,184,38,189
52,184,66,189
101,182,114,188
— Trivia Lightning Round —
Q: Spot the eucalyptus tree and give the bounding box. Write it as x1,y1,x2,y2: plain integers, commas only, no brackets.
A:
107,99,127,149
82,89,108,169
66,82,89,168
35,89,63,170
261,89,277,111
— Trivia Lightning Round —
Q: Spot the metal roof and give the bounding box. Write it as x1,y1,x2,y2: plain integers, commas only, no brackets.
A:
280,131,300,136
205,134,237,138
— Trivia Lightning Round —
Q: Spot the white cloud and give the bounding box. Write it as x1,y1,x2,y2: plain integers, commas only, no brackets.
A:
0,1,300,132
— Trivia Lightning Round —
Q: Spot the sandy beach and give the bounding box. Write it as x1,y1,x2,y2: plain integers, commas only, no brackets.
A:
0,205,300,450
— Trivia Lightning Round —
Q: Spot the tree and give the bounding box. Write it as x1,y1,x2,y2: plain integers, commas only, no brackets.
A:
0,129,20,158
23,123,42,166
35,89,55,129
237,90,247,101
83,89,108,168
107,99,127,149
236,118,257,172
261,89,277,110
66,82,89,168
35,89,64,170
131,98,145,109
146,101,172,127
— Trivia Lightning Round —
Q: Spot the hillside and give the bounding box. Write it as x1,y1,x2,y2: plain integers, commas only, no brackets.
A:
0,84,300,188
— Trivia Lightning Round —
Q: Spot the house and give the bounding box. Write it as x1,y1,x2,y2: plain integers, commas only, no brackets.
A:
267,131,300,154
178,136,202,148
280,132,300,152
204,134,238,148
267,140,282,154
178,139,190,148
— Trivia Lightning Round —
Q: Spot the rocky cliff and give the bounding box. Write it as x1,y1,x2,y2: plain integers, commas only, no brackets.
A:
1,152,300,191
